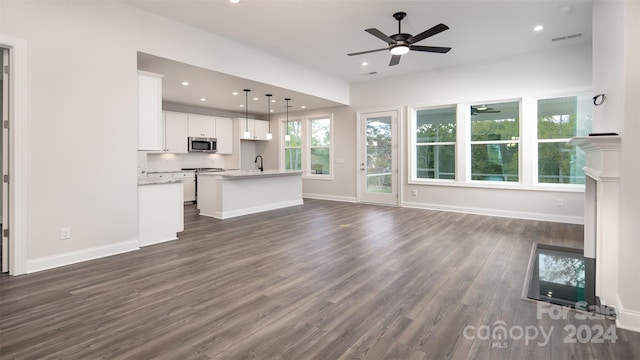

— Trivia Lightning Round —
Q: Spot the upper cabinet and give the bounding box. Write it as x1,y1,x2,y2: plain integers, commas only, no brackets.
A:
215,117,233,154
188,114,216,138
237,118,271,141
150,112,188,154
137,71,163,150
164,112,188,154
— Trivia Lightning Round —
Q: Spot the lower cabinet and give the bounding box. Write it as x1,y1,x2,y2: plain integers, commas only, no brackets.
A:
173,171,196,202
138,182,184,247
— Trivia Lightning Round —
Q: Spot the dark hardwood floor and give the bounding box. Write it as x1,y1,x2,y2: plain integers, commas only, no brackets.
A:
1,199,639,359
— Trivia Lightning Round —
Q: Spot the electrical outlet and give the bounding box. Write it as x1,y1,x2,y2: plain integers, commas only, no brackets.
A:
412,189,418,196
556,199,564,207
60,227,71,240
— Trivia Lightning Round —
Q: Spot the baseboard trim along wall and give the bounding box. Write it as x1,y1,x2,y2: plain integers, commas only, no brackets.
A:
402,201,584,224
302,193,358,203
616,294,640,333
200,199,305,220
25,239,140,274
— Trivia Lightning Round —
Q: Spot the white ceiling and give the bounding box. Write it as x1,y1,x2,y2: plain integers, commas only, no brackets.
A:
131,0,592,116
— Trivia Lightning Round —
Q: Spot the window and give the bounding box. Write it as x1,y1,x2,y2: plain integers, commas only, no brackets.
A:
470,101,520,182
537,96,592,184
283,120,301,170
310,118,331,175
415,106,456,180
281,116,332,176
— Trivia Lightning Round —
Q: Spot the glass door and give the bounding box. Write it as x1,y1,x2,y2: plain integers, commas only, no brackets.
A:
359,111,398,206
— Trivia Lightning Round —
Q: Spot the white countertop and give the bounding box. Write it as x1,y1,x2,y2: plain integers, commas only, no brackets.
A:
198,169,303,179
138,179,183,186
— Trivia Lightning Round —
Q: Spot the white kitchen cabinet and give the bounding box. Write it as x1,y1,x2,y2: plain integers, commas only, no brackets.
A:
254,120,270,140
163,111,188,153
173,171,196,203
188,114,216,138
215,117,233,154
138,182,183,247
237,118,271,141
146,172,173,180
137,71,163,150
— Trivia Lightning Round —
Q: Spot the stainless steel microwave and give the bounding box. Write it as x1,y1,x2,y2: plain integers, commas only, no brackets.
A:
188,137,217,153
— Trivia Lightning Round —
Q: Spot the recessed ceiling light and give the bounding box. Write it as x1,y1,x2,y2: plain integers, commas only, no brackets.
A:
361,62,368,66
301,106,306,109
200,98,206,102
534,25,544,32
229,0,240,3
270,109,274,113
232,92,238,95
271,99,276,103
181,81,189,86
253,97,259,101
239,104,244,107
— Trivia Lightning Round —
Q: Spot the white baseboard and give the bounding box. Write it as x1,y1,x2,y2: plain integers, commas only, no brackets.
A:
616,294,640,333
200,199,304,219
303,193,358,203
402,201,584,224
26,239,139,274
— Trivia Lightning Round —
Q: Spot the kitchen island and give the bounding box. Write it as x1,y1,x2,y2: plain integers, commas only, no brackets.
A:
197,170,303,219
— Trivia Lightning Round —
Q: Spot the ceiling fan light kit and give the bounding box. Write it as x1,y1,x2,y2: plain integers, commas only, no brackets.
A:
348,11,452,66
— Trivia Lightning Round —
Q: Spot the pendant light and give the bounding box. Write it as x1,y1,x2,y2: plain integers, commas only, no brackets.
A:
265,94,273,140
284,98,291,142
243,89,251,139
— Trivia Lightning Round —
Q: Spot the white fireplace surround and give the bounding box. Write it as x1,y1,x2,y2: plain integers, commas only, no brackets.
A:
568,136,621,310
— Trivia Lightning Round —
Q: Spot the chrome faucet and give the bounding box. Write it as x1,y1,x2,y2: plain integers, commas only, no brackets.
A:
254,155,264,172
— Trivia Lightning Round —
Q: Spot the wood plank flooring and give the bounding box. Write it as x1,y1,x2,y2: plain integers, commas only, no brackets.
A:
1,199,639,359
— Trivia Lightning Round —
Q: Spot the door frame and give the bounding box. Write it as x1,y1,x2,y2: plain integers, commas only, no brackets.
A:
356,107,403,206
0,35,28,275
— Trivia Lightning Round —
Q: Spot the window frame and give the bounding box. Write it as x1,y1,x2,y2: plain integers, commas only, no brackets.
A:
409,104,458,182
468,100,522,184
408,90,590,192
280,114,333,180
535,94,593,186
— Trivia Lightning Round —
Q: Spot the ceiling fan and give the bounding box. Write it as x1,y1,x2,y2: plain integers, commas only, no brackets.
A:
471,105,501,115
347,12,452,66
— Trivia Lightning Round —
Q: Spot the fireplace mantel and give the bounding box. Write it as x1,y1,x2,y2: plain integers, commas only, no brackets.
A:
568,136,621,180
567,135,621,308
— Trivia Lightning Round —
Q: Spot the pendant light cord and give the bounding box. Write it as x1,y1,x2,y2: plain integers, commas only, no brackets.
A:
285,98,291,136
266,94,272,133
244,89,250,132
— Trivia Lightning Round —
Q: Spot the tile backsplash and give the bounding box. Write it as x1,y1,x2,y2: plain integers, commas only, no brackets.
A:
145,152,226,172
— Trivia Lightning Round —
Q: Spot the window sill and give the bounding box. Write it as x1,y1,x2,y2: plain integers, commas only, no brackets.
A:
303,174,334,181
407,179,585,192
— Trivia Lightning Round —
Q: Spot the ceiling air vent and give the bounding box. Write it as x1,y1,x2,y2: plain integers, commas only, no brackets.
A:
552,33,583,42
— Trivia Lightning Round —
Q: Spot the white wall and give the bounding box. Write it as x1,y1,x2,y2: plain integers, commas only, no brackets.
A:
593,0,640,332
290,44,592,221
0,1,348,272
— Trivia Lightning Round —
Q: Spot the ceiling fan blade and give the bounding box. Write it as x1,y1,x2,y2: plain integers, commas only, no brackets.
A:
408,23,449,44
347,48,389,56
410,45,452,54
365,28,395,45
389,54,401,66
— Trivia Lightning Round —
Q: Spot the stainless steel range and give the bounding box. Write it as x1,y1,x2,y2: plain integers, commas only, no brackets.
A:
181,168,225,203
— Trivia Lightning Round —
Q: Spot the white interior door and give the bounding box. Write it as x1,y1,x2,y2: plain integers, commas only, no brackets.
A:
358,110,399,206
2,47,9,273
